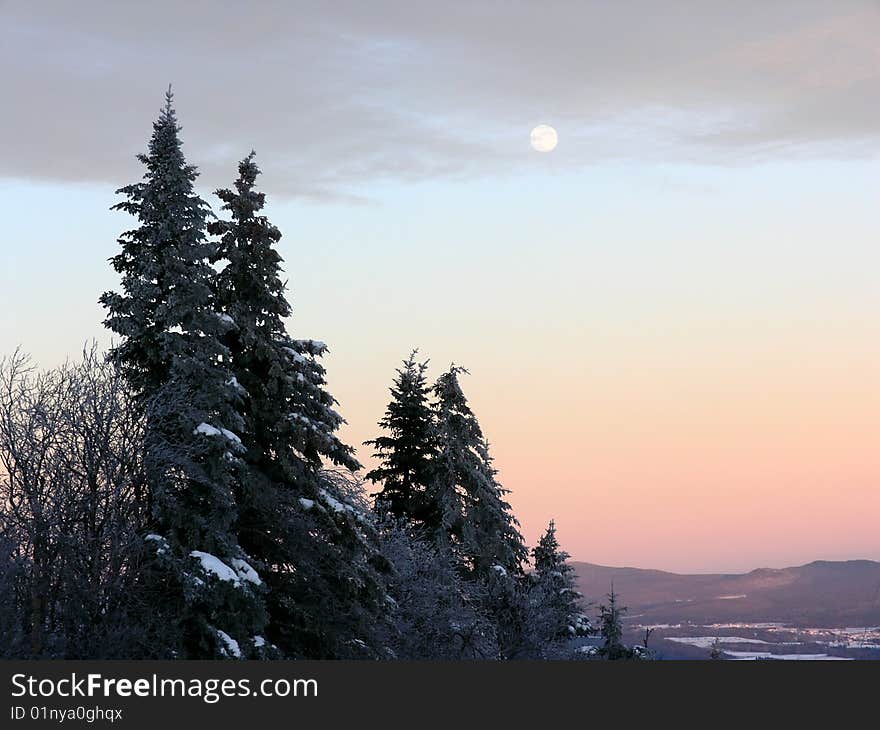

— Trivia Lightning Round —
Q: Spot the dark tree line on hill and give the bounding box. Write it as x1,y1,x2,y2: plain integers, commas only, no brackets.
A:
0,91,646,660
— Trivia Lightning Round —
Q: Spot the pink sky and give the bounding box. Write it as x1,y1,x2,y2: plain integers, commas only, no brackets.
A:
328,276,879,574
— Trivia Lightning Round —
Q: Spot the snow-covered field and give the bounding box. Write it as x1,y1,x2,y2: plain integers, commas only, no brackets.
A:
632,622,880,660
666,636,774,648
725,651,852,661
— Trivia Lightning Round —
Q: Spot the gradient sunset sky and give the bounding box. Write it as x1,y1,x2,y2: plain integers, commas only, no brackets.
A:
2,1,878,572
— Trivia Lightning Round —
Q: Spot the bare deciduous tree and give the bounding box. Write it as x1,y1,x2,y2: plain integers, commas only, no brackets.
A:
0,346,148,657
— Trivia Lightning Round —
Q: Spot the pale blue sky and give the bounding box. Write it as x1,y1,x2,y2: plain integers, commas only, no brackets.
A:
4,157,876,369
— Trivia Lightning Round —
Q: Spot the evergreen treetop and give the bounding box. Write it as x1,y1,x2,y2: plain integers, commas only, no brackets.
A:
100,88,220,400
365,351,437,523
208,152,358,477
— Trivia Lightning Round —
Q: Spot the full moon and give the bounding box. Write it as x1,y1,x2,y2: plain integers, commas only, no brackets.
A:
530,124,558,152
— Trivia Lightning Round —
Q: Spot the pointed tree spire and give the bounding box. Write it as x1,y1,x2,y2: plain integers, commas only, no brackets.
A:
366,351,437,524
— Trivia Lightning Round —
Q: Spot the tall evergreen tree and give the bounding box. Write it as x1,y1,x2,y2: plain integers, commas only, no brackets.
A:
531,520,591,643
431,367,527,577
207,153,385,658
426,366,473,557
100,90,266,658
365,352,437,524
429,367,530,658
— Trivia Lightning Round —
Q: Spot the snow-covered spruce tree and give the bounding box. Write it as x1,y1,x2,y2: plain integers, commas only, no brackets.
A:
207,153,386,658
365,352,437,524
430,367,527,577
531,520,592,649
100,91,266,659
429,367,529,658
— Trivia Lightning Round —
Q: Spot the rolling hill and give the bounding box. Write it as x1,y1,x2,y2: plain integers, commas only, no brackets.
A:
572,559,880,627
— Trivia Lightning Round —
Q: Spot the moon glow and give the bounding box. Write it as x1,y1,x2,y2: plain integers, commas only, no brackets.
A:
530,124,558,152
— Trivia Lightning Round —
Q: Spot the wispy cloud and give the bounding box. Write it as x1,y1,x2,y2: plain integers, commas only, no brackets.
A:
2,1,877,200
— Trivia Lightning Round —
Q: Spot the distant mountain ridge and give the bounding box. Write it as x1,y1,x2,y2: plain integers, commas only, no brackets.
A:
572,559,880,627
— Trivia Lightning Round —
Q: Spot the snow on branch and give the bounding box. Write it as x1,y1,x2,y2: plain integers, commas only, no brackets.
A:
214,628,242,659
190,551,262,587
193,422,245,449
